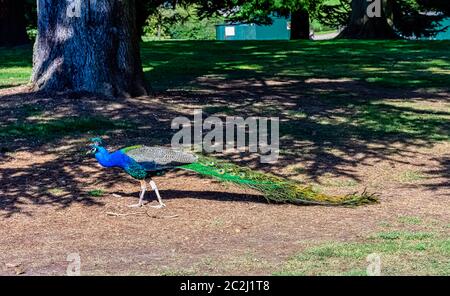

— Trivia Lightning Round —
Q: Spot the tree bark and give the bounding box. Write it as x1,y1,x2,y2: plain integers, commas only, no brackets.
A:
338,0,398,39
290,7,310,40
31,0,148,97
0,0,29,46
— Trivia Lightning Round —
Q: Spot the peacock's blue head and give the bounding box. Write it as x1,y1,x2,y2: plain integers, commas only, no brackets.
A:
90,137,103,146
87,137,104,155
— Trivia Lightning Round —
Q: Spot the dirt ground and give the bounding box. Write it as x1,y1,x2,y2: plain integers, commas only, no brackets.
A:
0,79,449,275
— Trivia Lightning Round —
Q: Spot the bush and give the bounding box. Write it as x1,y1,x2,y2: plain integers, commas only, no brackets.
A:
143,4,223,40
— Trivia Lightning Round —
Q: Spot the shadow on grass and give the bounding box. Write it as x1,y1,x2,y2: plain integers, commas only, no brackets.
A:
1,75,449,216
423,156,450,196
141,40,450,92
158,75,449,185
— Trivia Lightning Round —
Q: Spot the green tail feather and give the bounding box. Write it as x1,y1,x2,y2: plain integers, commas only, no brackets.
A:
180,156,378,206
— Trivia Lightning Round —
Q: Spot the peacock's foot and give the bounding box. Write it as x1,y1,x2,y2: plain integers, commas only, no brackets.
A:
150,203,166,209
128,203,144,208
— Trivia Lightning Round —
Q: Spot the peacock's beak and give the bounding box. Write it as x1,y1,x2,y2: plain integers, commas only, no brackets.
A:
86,146,96,155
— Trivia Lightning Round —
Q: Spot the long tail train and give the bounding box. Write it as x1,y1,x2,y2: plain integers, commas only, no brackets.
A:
179,156,378,206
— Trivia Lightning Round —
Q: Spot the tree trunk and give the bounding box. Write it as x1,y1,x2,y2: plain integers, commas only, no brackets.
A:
338,0,398,39
0,0,29,46
31,0,148,97
290,7,310,40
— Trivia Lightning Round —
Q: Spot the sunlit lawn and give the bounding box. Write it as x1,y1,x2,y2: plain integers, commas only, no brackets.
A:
276,219,450,276
139,40,450,90
0,40,449,144
1,40,450,90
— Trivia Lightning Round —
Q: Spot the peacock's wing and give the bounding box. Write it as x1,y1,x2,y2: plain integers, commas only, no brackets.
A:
121,145,197,171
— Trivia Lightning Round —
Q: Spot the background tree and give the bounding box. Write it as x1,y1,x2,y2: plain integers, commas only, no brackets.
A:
197,0,323,40
272,0,323,40
24,0,38,41
31,0,147,97
393,0,450,38
138,1,222,40
167,5,223,40
0,0,29,46
338,0,398,39
318,0,450,39
144,3,182,39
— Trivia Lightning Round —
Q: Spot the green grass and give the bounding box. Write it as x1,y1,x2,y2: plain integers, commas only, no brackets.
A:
276,230,450,276
0,116,133,139
351,102,450,141
1,41,449,143
398,216,423,225
0,45,32,89
141,41,449,143
139,40,450,90
396,171,426,183
2,40,449,90
375,231,434,240
87,189,105,197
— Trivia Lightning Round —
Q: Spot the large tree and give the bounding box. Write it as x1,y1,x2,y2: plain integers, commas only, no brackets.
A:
319,0,450,39
274,0,322,40
31,0,148,97
290,6,311,39
338,0,398,39
0,0,30,46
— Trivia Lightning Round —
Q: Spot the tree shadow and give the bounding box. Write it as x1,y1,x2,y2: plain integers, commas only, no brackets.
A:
1,40,449,217
141,40,450,93
0,90,176,217
118,189,268,204
423,155,450,196
157,76,449,183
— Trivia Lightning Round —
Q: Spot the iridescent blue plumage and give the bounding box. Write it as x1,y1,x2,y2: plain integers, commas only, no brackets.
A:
89,139,198,208
93,146,147,180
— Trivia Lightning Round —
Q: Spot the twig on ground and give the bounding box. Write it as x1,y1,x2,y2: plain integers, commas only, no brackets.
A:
106,211,146,217
105,211,179,219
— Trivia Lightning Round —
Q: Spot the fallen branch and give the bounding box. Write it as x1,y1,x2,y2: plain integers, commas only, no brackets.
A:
106,211,179,219
106,211,145,217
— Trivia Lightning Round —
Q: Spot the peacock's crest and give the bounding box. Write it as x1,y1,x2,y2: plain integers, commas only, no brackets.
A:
90,137,103,145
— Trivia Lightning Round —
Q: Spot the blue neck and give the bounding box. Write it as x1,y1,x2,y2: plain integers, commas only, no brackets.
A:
95,147,115,167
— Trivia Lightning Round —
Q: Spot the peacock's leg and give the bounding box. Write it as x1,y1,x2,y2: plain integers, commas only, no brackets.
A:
149,179,165,208
128,180,147,208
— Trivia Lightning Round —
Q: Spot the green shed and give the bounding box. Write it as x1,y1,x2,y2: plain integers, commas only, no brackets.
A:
435,18,450,40
216,16,290,40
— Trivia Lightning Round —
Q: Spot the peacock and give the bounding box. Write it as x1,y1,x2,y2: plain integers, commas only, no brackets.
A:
87,138,378,208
